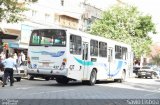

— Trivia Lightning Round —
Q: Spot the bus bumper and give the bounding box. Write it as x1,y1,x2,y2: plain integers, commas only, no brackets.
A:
27,68,68,76
52,69,68,76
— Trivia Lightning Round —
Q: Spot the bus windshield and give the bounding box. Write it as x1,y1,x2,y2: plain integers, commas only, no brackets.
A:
29,29,66,46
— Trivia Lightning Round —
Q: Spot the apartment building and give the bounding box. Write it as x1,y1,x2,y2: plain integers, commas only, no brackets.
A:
0,0,116,56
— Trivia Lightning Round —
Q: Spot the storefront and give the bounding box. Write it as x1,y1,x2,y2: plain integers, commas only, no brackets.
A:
0,27,28,59
4,42,28,60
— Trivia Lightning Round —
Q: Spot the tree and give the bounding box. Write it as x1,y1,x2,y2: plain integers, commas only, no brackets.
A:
152,55,160,66
150,44,160,66
0,0,38,23
90,5,156,58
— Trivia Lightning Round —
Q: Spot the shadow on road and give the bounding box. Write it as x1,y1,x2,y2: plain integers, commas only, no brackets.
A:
155,79,160,82
33,80,116,87
23,78,47,81
96,80,114,84
35,81,85,87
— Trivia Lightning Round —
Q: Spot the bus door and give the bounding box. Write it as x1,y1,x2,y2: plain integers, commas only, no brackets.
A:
108,47,113,78
82,42,89,79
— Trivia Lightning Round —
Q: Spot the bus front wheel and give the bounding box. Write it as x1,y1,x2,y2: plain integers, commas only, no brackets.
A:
88,69,97,86
114,70,126,83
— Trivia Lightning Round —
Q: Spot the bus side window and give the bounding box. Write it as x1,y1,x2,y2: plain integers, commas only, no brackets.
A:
70,34,81,55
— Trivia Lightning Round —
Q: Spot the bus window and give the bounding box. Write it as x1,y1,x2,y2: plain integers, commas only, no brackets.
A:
29,29,66,46
99,42,107,57
70,35,82,55
122,47,128,60
90,40,98,56
115,45,122,59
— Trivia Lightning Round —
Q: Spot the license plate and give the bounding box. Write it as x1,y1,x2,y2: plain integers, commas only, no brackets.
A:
42,63,49,67
141,72,146,75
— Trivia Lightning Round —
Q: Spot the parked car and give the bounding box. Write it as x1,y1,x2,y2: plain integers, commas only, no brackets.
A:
154,68,160,79
137,66,157,79
0,66,26,82
133,66,140,75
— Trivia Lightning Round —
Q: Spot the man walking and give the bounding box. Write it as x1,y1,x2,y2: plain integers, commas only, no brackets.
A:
1,54,17,87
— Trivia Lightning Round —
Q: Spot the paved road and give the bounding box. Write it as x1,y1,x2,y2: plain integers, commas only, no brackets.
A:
0,78,160,105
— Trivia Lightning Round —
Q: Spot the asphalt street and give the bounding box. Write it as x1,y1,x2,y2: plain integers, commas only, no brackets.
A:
0,78,160,105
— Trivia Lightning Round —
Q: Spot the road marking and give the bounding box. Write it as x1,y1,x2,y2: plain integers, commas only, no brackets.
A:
16,87,33,90
23,88,76,96
144,88,160,96
96,83,160,93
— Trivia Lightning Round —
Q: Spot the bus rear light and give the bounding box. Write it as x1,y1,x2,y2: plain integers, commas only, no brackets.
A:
60,58,67,70
61,58,67,66
63,58,67,63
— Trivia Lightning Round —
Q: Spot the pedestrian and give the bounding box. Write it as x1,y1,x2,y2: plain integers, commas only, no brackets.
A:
13,53,18,61
1,53,17,87
0,51,6,60
17,53,22,66
21,52,25,65
0,56,4,71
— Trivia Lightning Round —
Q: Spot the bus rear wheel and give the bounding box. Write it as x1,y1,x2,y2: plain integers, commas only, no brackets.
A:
121,70,126,82
44,77,50,81
27,74,34,80
56,77,69,84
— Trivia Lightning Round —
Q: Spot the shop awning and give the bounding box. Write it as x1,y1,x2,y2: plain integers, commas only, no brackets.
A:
0,27,20,39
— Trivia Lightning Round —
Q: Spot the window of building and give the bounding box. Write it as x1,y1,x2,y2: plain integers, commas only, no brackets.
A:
115,45,122,59
70,35,81,55
61,0,64,6
45,13,50,22
99,42,107,57
90,40,98,56
32,10,37,17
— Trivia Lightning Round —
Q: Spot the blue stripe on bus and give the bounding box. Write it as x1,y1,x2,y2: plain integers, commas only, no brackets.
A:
74,57,93,66
74,57,125,77
31,51,65,57
108,60,124,76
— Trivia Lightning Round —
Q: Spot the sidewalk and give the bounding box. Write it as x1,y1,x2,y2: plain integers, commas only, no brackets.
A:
126,77,160,85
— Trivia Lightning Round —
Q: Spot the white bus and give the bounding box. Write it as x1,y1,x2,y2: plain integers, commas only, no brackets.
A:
27,28,133,85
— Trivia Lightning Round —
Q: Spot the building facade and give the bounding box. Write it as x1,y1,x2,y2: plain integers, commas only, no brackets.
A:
0,0,111,57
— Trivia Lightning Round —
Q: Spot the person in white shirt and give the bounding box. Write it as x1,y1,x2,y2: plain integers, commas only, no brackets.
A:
17,53,22,66
0,52,6,60
13,53,18,61
1,53,17,87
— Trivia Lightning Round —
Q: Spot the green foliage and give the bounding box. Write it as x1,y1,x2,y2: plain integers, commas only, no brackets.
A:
90,5,156,58
0,0,38,23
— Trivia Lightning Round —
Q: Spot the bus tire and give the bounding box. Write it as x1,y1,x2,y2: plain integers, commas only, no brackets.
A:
114,70,126,83
82,80,88,85
56,77,69,84
88,69,97,86
121,70,126,82
45,77,50,81
27,74,34,80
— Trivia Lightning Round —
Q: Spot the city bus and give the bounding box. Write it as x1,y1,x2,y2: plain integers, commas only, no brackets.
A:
27,28,133,85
